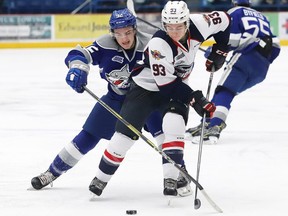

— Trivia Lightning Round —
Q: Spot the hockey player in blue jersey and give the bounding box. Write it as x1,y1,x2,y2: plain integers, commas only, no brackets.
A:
31,8,166,191
186,0,281,144
88,1,230,197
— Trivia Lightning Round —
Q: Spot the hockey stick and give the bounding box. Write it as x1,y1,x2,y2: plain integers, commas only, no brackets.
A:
193,72,215,210
84,86,222,212
127,0,161,31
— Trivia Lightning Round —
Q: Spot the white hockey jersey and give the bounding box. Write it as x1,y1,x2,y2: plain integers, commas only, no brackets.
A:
132,11,230,103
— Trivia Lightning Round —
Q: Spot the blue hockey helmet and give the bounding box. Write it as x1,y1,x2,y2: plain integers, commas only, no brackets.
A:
109,8,137,31
232,0,251,5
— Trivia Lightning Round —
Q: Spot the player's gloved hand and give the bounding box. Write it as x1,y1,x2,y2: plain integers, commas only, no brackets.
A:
190,90,216,117
65,56,90,93
205,44,229,72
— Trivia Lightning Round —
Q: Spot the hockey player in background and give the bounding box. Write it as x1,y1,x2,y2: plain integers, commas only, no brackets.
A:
88,1,230,197
31,8,167,191
186,0,281,145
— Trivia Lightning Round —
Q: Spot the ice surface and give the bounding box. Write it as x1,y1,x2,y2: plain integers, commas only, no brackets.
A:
0,47,287,216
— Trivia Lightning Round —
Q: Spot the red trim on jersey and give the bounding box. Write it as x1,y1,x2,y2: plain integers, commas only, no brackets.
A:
131,65,143,72
172,40,188,52
172,32,192,52
157,77,177,87
162,141,185,149
104,149,124,163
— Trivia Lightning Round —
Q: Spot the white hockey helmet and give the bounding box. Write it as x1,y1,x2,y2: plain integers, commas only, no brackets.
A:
161,1,190,29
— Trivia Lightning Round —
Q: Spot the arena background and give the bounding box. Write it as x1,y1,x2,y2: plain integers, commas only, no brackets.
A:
0,0,288,48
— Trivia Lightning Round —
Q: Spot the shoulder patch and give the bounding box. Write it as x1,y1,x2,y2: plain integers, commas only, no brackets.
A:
203,14,211,27
151,50,165,60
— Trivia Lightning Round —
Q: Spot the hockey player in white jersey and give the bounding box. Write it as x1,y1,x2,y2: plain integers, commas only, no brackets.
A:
89,1,230,197
186,0,281,145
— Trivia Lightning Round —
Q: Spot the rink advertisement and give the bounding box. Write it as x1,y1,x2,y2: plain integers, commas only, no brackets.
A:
54,14,110,40
264,13,279,36
279,12,288,39
0,12,288,48
0,15,52,40
0,14,110,41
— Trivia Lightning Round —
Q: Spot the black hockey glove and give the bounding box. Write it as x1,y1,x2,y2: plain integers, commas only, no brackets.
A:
205,44,229,72
190,90,216,117
255,35,273,58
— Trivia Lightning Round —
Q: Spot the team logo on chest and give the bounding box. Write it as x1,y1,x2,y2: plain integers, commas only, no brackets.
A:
174,51,194,79
112,55,124,64
151,50,165,60
105,64,131,89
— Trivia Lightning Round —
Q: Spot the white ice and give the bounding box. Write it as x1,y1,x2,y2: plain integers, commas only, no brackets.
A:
0,47,287,216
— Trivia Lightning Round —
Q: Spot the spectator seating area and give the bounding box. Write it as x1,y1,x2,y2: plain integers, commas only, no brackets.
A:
2,0,134,14
1,0,288,14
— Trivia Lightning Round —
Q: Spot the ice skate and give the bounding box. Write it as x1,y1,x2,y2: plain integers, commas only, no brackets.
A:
163,178,177,196
191,122,227,145
177,165,193,197
185,122,209,141
205,122,226,144
31,170,57,190
89,177,107,196
163,178,178,206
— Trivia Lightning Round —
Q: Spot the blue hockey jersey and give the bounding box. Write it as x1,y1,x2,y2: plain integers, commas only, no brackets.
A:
65,31,151,99
228,6,280,62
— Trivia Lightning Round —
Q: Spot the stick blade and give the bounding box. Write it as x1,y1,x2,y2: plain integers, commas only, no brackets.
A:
194,198,201,209
127,0,137,17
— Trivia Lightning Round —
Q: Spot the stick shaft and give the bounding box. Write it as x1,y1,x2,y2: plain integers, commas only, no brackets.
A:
194,72,214,203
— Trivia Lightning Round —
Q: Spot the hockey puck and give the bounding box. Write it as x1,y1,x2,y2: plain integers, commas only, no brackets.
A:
126,210,137,215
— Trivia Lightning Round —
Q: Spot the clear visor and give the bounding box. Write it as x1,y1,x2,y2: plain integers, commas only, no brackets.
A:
111,28,135,39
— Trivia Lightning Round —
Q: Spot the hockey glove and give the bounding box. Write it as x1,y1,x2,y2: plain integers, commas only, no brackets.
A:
190,90,216,117
205,44,229,72
65,56,90,93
